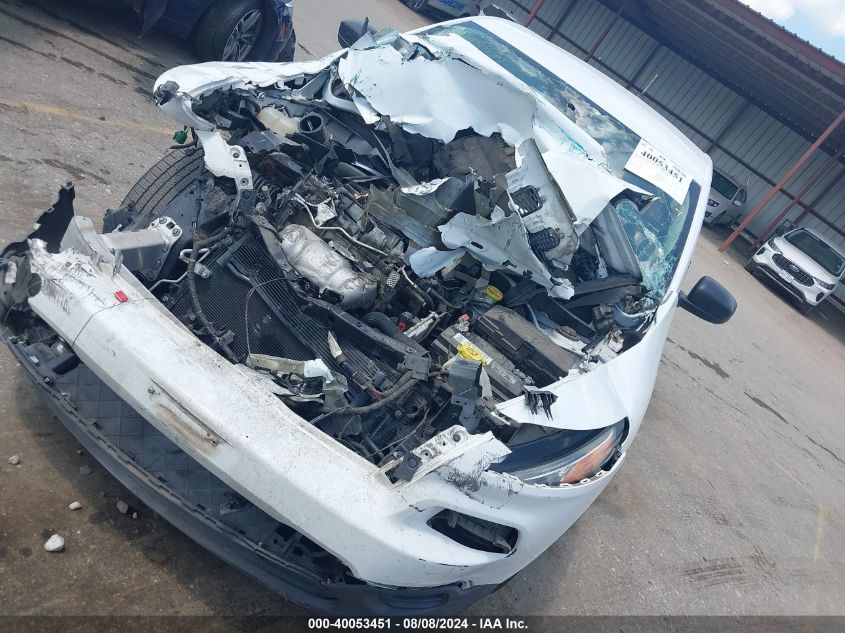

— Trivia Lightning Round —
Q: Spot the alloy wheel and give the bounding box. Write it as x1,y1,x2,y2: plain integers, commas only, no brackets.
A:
221,9,263,61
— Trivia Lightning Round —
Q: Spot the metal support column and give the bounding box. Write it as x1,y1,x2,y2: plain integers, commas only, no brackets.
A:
751,146,845,247
584,1,628,62
524,0,546,27
719,108,845,252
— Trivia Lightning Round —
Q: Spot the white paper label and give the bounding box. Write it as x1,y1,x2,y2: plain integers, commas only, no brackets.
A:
625,138,692,204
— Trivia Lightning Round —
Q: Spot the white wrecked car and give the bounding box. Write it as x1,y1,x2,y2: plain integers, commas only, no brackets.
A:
0,17,735,613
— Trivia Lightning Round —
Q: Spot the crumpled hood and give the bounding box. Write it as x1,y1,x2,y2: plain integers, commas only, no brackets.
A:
155,28,642,235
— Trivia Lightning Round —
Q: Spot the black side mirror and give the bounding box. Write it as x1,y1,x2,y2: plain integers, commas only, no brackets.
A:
679,276,736,324
338,18,377,48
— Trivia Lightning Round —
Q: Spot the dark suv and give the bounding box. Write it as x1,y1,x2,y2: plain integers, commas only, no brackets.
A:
92,0,296,62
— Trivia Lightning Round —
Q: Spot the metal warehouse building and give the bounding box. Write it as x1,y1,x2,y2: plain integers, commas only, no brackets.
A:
493,0,845,303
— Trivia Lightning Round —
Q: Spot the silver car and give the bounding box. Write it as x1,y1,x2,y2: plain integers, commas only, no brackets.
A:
747,227,845,314
704,167,746,226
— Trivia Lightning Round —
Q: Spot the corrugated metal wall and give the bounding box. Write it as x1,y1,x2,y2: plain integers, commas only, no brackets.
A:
492,0,845,299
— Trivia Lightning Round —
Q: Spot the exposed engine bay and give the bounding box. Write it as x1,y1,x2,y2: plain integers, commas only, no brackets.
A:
1,30,670,485
48,52,660,481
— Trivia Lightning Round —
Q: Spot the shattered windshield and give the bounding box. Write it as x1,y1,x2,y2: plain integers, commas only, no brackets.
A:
426,22,699,299
785,229,845,276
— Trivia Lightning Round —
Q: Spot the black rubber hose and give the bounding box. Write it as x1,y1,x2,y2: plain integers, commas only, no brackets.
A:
344,371,419,415
361,311,420,346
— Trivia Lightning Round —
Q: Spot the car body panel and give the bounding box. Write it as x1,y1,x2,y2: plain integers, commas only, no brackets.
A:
3,341,496,615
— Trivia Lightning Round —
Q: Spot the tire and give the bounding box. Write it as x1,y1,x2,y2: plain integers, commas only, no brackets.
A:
744,260,755,273
193,0,268,62
798,302,815,316
120,149,204,213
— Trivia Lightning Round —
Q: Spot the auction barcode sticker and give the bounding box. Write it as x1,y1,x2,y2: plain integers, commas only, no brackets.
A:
624,138,692,204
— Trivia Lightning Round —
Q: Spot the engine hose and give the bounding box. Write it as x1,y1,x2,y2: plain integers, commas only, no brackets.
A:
344,371,419,415
362,312,418,346
426,286,463,310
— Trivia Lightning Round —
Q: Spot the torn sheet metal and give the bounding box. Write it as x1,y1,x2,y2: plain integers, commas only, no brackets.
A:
439,211,575,299
247,354,335,380
506,139,578,266
408,247,466,277
155,56,342,129
537,149,650,233
338,31,638,234
196,130,253,191
337,32,536,145
235,365,323,401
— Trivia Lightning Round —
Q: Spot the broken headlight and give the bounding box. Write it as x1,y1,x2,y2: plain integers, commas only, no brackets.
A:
493,420,626,487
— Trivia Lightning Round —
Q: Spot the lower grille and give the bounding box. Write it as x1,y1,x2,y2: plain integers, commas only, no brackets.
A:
772,253,814,286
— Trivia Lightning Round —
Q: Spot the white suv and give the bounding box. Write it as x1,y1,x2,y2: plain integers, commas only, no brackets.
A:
747,228,845,314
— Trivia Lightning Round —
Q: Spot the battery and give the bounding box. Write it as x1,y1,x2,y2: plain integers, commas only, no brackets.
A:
432,325,526,400
473,306,579,386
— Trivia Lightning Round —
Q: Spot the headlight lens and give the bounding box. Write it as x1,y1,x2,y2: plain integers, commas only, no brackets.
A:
707,199,720,207
767,239,782,254
499,421,625,487
816,278,835,290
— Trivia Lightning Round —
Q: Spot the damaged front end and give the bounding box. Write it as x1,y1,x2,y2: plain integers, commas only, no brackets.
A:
1,18,712,613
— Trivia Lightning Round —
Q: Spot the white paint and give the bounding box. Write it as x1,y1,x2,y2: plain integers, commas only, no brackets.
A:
195,131,253,191
24,221,636,587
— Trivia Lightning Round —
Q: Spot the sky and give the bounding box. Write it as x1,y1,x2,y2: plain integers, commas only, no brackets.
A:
740,0,845,60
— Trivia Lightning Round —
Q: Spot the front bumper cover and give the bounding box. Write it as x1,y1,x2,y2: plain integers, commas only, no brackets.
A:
2,191,626,602
750,246,830,307
2,337,498,615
